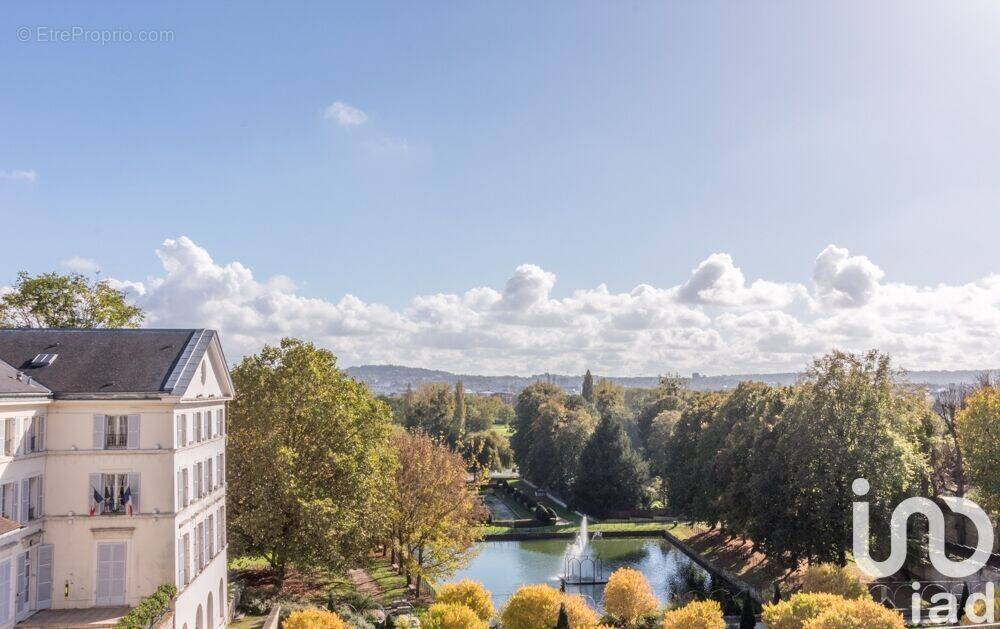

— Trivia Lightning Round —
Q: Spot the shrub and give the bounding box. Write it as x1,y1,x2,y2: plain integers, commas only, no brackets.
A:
762,594,855,629
392,614,421,628
115,584,177,629
801,564,870,600
603,568,659,625
283,608,348,629
804,599,905,628
661,600,725,629
435,580,494,621
501,584,599,629
422,603,488,629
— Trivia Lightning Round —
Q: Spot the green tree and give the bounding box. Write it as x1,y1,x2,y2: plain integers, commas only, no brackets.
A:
957,385,1000,515
228,338,395,586
454,380,466,435
465,395,514,432
0,271,144,328
582,370,594,402
460,430,514,472
573,414,649,517
405,383,460,443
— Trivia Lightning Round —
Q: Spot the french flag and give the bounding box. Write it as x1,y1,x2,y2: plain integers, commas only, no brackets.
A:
90,487,103,516
123,486,133,516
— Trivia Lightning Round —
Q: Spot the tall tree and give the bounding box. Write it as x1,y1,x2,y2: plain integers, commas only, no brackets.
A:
0,271,144,328
405,383,459,444
390,431,486,593
573,414,649,517
957,385,1000,516
454,380,466,435
582,370,594,402
228,338,395,586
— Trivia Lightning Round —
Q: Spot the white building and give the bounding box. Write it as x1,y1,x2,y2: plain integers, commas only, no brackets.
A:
0,329,232,629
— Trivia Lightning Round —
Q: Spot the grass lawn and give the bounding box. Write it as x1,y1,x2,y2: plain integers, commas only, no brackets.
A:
229,615,266,629
491,421,513,437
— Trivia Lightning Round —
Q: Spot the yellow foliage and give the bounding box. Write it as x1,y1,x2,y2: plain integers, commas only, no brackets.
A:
661,600,725,629
762,593,847,629
500,584,599,629
801,564,870,600
803,599,905,628
423,602,488,629
957,387,1000,514
603,568,659,625
282,608,347,629
436,579,494,621
962,596,1000,625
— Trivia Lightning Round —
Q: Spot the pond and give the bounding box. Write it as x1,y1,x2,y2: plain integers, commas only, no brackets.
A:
445,536,718,611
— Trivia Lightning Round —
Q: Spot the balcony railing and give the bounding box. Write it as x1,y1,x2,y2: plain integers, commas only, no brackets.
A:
105,432,128,449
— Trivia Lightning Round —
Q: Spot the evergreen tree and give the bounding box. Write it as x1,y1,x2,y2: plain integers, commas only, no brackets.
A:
454,380,466,435
582,370,594,402
554,603,570,629
573,414,649,517
739,591,756,629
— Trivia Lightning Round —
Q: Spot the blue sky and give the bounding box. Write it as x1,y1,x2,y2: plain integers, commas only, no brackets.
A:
3,2,1000,374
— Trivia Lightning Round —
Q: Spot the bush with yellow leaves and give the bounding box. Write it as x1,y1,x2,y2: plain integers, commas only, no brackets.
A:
800,564,870,600
763,593,847,629
603,568,659,626
500,584,599,629
421,602,487,629
660,600,725,629
962,595,1000,626
435,579,494,622
282,608,347,629
803,598,905,628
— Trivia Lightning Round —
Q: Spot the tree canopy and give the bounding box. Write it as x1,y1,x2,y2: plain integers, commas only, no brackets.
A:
0,271,144,328
573,413,649,517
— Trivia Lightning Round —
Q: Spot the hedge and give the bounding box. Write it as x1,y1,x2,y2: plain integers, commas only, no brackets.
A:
115,584,178,629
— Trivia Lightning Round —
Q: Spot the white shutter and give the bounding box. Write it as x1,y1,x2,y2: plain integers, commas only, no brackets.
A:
93,415,105,450
35,544,52,609
89,473,102,515
126,414,140,449
14,418,22,455
9,483,17,523
37,416,45,451
36,477,42,518
0,558,10,623
176,471,183,510
14,555,25,615
217,507,224,551
176,416,182,449
18,480,28,525
177,538,185,587
127,473,140,515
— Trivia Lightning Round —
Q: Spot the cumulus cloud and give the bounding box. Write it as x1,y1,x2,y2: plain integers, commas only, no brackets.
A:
0,169,38,183
60,257,101,274
89,236,1000,375
323,101,368,126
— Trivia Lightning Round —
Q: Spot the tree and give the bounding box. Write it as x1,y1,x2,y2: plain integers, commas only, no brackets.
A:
602,568,658,626
464,395,514,433
0,271,144,328
228,339,395,586
283,608,347,629
390,431,486,594
554,603,570,629
423,603,487,629
405,383,459,444
435,580,494,622
573,414,649,517
661,600,725,629
582,370,594,402
459,431,513,473
957,385,1000,515
500,585,598,629
454,381,466,435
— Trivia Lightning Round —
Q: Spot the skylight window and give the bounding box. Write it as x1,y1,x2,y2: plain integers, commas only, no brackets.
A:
29,353,58,367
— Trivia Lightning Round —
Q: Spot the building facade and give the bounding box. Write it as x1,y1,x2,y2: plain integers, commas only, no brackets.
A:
0,329,232,629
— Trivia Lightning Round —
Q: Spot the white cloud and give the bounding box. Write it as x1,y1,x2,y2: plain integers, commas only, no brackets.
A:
60,257,101,274
323,101,368,127
103,237,1000,375
0,169,38,183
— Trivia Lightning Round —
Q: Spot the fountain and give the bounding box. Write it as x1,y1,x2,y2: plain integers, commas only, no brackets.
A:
562,517,605,585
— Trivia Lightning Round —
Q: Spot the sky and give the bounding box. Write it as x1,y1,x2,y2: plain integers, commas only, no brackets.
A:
3,2,1000,375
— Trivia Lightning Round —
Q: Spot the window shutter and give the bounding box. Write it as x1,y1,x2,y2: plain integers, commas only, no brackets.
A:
128,473,140,515
14,556,25,615
177,538,185,587
37,417,45,452
126,414,140,449
176,471,182,510
10,483,17,523
221,506,226,546
176,416,182,449
217,508,224,550
92,415,105,450
35,544,53,609
36,477,43,518
14,419,22,455
19,479,28,524
89,473,102,515
0,558,10,623
194,465,201,499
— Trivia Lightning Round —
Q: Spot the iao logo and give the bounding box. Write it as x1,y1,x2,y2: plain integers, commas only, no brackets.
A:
852,478,998,624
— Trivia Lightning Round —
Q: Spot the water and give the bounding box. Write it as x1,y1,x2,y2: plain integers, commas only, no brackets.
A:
446,536,714,611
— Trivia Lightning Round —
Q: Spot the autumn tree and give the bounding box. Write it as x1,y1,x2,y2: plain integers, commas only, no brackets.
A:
464,394,514,433
0,271,144,328
459,430,513,473
228,339,395,586
957,385,1000,515
582,370,594,402
390,431,486,593
405,383,459,444
454,380,466,435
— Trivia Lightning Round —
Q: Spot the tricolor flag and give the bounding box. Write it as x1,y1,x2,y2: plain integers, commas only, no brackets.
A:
90,487,103,516
123,486,133,516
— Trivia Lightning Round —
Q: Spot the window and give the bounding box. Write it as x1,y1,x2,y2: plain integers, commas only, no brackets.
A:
194,413,202,442
207,515,215,558
1,483,15,520
204,411,212,440
3,419,15,457
216,410,223,437
195,522,205,571
216,507,225,551
99,473,132,515
182,468,190,506
206,459,214,493
23,418,43,454
177,414,188,448
105,415,128,449
0,558,10,624
27,477,41,521
183,533,191,585
194,462,202,499
217,454,224,487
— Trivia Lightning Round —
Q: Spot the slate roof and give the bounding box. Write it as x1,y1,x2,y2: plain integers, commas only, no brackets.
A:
0,358,51,396
0,329,222,396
